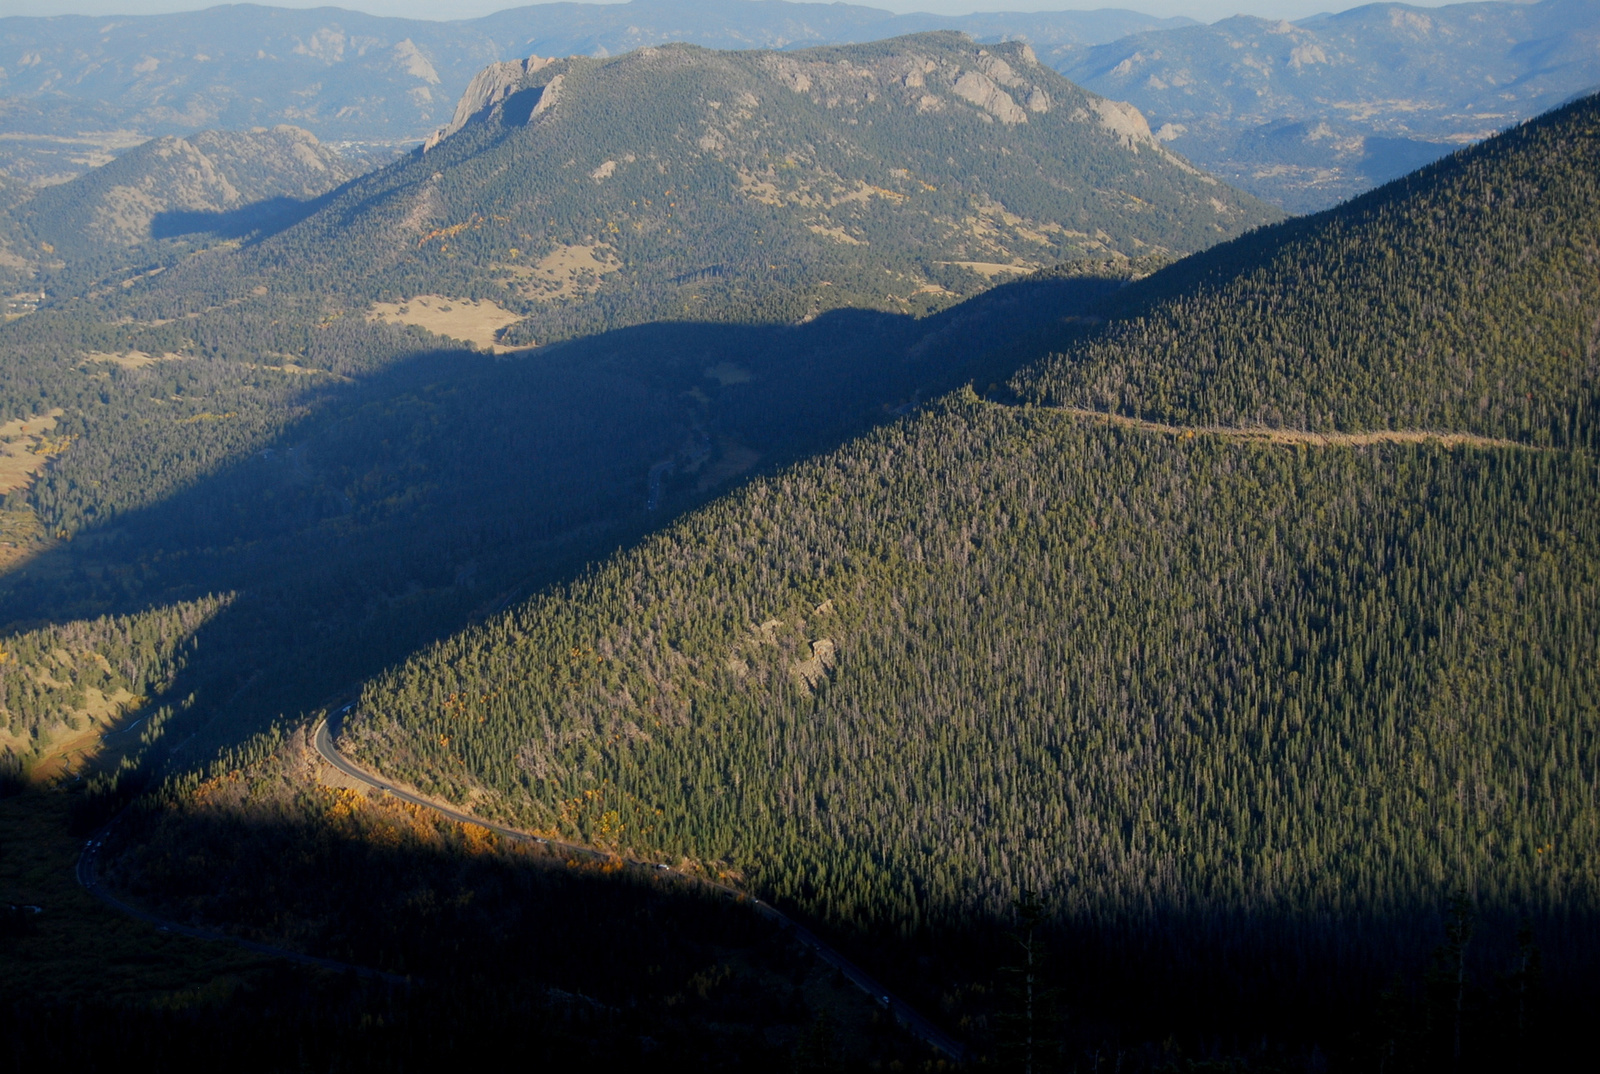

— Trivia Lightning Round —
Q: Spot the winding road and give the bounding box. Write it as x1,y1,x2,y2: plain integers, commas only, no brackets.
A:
315,710,966,1063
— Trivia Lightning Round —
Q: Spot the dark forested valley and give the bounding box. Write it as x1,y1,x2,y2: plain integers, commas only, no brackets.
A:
0,20,1595,1074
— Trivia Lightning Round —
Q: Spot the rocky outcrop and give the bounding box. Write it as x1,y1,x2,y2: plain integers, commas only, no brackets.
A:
764,40,1060,127
423,55,557,152
952,70,1027,125
1087,97,1156,149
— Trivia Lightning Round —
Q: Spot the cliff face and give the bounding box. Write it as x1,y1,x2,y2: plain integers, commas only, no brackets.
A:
423,56,560,151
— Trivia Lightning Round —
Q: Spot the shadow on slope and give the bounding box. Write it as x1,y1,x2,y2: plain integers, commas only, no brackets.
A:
149,194,328,242
0,268,1128,780
72,730,931,1071
82,723,1594,1074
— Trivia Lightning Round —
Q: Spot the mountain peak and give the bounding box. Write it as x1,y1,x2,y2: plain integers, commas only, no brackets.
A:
424,54,561,152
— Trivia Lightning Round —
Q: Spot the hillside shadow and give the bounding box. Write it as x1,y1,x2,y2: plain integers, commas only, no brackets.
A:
0,270,1126,771
86,783,1600,1073
18,788,932,1070
150,193,330,242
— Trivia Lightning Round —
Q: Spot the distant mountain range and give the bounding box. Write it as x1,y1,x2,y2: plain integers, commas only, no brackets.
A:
0,1,1187,182
7,1,1597,212
1063,0,1600,209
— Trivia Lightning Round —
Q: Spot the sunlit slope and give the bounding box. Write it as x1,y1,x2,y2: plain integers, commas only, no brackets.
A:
342,96,1599,946
1015,92,1600,449
125,34,1277,343
349,403,1598,931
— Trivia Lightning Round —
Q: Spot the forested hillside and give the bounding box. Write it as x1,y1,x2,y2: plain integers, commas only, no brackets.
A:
0,595,225,778
0,252,1143,815
13,126,357,264
5,21,1593,1069
332,87,1600,1065
111,34,1274,345
1015,93,1600,449
0,30,1250,806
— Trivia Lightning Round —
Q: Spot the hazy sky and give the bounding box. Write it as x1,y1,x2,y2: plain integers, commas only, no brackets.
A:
0,1,1469,27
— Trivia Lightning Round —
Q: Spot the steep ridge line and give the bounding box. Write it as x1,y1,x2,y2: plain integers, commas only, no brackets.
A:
1050,406,1540,449
313,713,967,1063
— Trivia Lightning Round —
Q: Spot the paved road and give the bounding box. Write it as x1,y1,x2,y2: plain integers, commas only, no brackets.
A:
316,711,967,1063
76,823,408,984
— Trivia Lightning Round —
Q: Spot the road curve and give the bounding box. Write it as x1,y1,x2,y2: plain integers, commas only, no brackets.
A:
76,823,408,984
316,712,967,1063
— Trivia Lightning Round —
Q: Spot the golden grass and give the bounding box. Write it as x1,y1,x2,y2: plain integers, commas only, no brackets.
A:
807,223,865,245
367,295,522,350
935,260,1035,278
0,409,65,494
18,687,141,785
703,361,752,386
498,243,622,304
0,506,45,573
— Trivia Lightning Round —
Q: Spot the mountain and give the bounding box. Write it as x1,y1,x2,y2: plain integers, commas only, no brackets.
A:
1014,93,1600,447
0,1,1191,181
6,125,357,273
0,30,1260,780
113,34,1277,346
7,2,1596,213
331,92,1600,1061
1064,0,1600,210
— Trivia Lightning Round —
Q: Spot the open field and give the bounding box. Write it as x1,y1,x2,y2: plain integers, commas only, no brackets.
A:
0,410,64,495
936,260,1036,278
498,243,622,303
16,686,142,786
84,350,187,369
367,295,522,350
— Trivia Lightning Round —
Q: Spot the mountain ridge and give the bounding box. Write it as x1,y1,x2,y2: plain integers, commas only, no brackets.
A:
0,1,1190,182
105,33,1277,345
12,1,1597,214
1015,90,1600,448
